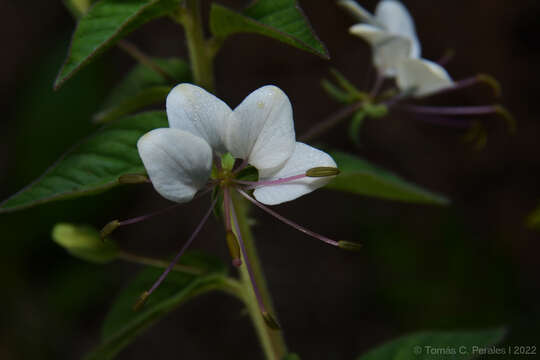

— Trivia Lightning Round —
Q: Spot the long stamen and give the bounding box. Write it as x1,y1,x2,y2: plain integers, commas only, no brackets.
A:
236,189,339,247
426,74,501,98
137,196,218,307
100,189,213,238
233,173,306,188
398,104,499,116
229,195,280,329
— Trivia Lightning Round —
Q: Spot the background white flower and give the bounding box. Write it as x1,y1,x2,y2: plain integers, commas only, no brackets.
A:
340,0,454,97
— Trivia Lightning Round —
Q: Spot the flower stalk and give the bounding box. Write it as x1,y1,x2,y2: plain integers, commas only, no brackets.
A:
230,191,288,360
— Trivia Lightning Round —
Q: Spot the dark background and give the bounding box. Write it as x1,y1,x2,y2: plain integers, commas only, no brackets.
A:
1,0,539,359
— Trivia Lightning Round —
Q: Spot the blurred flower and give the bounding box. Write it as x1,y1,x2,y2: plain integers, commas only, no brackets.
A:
340,0,454,97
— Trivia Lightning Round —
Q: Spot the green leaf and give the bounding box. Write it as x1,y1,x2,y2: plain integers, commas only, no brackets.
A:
327,151,450,205
84,253,238,360
94,57,191,123
52,223,118,263
95,86,171,123
0,112,166,213
210,0,329,59
357,328,505,360
55,0,181,89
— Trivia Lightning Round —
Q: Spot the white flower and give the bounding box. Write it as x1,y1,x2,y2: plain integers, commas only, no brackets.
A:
396,58,453,97
137,84,337,206
340,0,454,97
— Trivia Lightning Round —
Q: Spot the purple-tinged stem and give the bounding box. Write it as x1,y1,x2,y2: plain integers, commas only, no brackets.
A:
398,104,498,116
236,189,339,247
146,196,218,296
119,204,182,226
118,189,212,227
229,196,267,313
426,74,501,98
427,77,479,97
299,101,364,142
234,173,306,188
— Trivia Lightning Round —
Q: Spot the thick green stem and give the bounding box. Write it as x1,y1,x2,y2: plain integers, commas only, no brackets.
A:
231,192,288,360
178,0,216,91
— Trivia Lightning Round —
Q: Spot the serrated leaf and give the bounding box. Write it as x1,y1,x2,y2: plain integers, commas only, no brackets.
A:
210,0,328,59
84,253,237,360
55,0,181,89
327,151,450,205
0,112,166,213
357,328,505,360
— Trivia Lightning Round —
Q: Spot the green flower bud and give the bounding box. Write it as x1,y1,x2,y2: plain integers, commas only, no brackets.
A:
52,223,118,264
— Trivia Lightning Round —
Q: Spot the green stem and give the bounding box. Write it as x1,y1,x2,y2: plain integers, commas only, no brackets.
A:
299,101,365,142
177,0,216,91
231,192,288,360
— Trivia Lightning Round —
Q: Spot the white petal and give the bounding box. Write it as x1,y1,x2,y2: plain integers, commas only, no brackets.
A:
253,142,337,205
396,58,454,97
350,24,411,77
137,128,212,203
338,0,379,26
166,83,232,153
226,85,295,174
375,0,421,58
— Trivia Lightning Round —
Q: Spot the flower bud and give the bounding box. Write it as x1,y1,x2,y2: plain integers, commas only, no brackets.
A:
338,240,362,251
226,231,242,267
118,174,149,184
305,167,340,177
100,220,120,239
262,311,281,330
52,223,118,263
